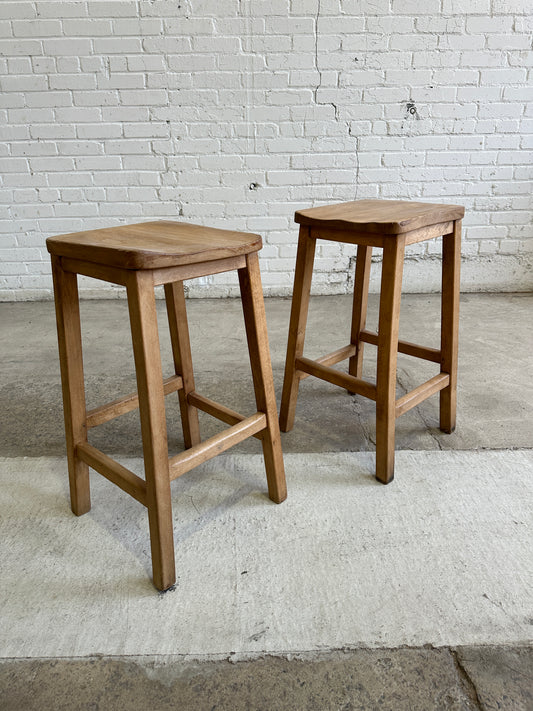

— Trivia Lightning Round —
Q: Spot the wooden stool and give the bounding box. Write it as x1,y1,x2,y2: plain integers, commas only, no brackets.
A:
47,221,287,591
279,200,464,484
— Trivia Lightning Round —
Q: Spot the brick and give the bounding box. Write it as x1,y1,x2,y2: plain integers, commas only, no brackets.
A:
88,1,138,17
62,19,112,36
493,0,530,12
442,0,490,11
42,38,92,55
391,0,440,13
0,39,43,56
35,2,87,18
12,19,62,37
0,2,35,19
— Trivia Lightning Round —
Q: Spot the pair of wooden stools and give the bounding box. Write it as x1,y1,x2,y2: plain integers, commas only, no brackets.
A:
47,200,464,590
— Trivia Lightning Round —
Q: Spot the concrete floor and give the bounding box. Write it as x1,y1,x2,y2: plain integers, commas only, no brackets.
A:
1,292,532,709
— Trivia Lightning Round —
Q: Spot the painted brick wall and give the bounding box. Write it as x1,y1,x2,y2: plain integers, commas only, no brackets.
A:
1,0,532,299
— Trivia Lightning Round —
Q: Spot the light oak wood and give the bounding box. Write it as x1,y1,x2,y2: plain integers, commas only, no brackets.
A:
187,392,264,440
60,257,129,286
49,220,287,591
77,441,147,506
405,221,453,245
152,255,246,286
169,413,267,481
359,330,442,364
86,374,183,429
60,254,248,287
165,281,200,448
395,373,450,418
440,219,461,433
279,227,316,432
127,270,175,591
51,256,91,516
349,244,372,388
297,344,356,381
304,221,453,249
47,220,262,270
295,356,377,401
296,200,464,235
239,252,287,504
280,199,463,484
375,236,406,484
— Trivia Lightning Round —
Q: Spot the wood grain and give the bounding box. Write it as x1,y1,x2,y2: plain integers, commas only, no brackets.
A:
51,256,91,516
295,356,377,401
440,219,461,433
239,252,287,504
127,270,175,591
169,413,267,481
279,227,316,432
47,220,262,270
165,281,201,449
375,236,406,484
349,244,372,388
86,374,183,429
77,441,147,506
296,200,464,235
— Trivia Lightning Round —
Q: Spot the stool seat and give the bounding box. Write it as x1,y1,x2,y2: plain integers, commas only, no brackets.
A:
296,199,464,235
46,220,262,270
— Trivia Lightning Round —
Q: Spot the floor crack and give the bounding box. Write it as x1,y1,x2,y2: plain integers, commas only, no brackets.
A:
451,649,484,710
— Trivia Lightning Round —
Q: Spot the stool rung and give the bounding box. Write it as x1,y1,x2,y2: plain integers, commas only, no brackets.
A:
187,392,264,440
297,344,356,381
359,330,441,364
169,412,267,482
86,374,183,428
395,373,450,418
76,441,147,506
295,356,377,401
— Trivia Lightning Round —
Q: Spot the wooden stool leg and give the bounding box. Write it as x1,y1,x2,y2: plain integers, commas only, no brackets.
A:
127,271,175,591
279,227,316,432
51,256,91,515
348,244,372,390
164,281,201,448
238,253,287,504
375,237,405,484
440,219,461,433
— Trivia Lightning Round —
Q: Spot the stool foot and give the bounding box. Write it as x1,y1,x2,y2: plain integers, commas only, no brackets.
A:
239,253,287,504
375,448,395,485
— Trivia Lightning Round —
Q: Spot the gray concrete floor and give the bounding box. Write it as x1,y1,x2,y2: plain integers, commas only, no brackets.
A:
1,293,532,709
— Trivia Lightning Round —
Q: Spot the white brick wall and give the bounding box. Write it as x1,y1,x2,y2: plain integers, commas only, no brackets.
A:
0,0,532,299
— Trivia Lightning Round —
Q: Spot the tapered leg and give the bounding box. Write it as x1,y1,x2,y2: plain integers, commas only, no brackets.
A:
440,220,461,433
51,256,91,515
127,271,175,591
279,227,316,432
375,237,405,484
348,244,372,390
238,253,287,504
165,281,201,448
